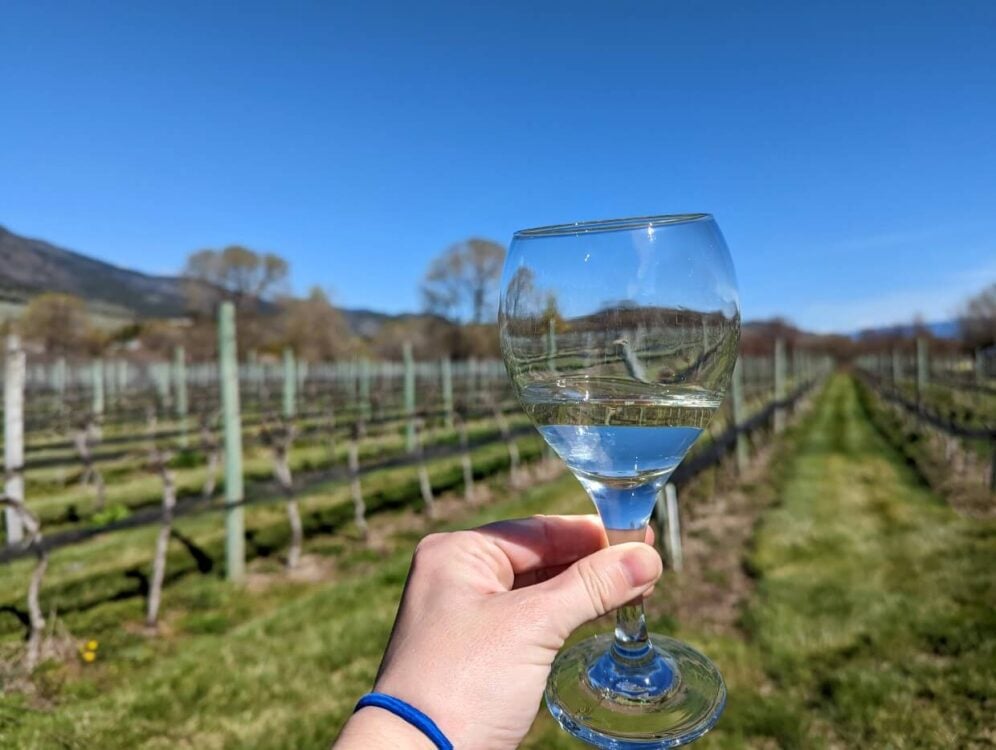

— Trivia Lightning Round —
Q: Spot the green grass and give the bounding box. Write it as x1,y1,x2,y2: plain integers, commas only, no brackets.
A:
0,375,992,749
714,375,991,748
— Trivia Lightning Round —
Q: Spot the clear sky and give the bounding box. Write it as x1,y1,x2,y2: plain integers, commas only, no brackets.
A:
3,0,994,333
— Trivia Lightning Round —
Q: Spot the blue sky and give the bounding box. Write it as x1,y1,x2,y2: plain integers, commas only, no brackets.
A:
3,0,994,332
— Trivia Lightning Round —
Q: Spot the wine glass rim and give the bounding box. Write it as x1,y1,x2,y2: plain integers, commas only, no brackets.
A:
513,213,712,239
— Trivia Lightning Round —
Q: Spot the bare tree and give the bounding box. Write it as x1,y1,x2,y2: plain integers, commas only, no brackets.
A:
259,418,302,569
0,495,47,671
182,245,289,329
277,287,356,360
19,293,90,356
959,283,996,350
421,238,505,324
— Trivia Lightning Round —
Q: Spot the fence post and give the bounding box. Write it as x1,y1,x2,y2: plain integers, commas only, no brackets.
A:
4,335,26,545
415,421,437,519
117,359,129,403
54,356,67,414
282,347,297,420
547,318,557,371
976,348,986,387
732,357,748,474
403,342,416,453
774,338,786,433
174,345,188,448
218,302,245,583
359,359,371,422
92,358,105,417
348,425,367,537
657,483,683,572
916,337,928,405
891,348,901,386
154,362,171,411
441,356,454,429
455,412,476,502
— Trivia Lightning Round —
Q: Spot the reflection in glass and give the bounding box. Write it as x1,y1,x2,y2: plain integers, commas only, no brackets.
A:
499,214,740,748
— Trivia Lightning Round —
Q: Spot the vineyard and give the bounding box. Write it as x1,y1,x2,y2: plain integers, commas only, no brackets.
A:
0,313,993,748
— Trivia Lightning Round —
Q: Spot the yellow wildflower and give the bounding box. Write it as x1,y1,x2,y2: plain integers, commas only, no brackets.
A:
86,640,99,652
82,651,96,663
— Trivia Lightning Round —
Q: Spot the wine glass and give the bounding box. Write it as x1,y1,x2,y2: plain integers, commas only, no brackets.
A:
498,214,740,747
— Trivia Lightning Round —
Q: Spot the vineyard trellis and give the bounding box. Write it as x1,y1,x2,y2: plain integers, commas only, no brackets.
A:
0,313,833,672
856,338,996,492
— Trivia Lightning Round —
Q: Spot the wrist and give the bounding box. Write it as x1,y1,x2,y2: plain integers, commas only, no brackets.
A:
336,706,437,750
374,674,464,746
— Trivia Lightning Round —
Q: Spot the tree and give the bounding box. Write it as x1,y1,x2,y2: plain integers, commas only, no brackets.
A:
277,287,356,360
958,283,996,351
421,238,505,324
182,246,289,314
19,293,89,355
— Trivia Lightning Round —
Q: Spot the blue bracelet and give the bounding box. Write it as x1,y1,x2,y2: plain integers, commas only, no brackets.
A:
354,692,453,750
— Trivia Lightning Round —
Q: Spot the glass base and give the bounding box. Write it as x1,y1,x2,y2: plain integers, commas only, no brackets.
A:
545,633,726,748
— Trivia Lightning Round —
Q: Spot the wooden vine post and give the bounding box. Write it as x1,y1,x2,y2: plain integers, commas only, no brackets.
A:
4,335,26,545
174,345,189,448
348,423,368,538
283,347,297,420
200,412,221,499
773,338,787,434
441,356,454,429
916,336,929,406
359,359,371,422
326,395,338,463
92,358,105,418
547,317,557,371
493,400,523,488
455,411,476,502
54,356,67,416
660,483,683,572
260,418,301,569
145,415,176,630
218,302,246,583
403,341,416,453
414,419,437,519
731,356,748,474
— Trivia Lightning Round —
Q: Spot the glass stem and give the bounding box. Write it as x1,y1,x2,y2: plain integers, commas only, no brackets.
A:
605,527,653,664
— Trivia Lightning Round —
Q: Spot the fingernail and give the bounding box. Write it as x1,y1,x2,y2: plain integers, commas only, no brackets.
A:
620,546,662,588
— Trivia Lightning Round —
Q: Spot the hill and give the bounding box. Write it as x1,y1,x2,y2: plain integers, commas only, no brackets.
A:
0,225,435,337
0,225,190,320
851,320,960,340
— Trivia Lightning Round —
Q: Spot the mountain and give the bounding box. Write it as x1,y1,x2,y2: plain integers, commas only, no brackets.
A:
0,225,429,337
0,225,190,320
851,321,960,340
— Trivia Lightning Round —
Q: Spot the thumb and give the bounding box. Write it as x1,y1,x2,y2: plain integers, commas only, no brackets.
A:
532,542,663,640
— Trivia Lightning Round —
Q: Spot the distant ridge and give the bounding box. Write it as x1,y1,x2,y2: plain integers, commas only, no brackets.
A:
0,225,432,337
852,321,960,340
0,225,189,319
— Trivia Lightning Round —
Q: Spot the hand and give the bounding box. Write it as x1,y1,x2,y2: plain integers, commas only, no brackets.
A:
335,514,662,749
